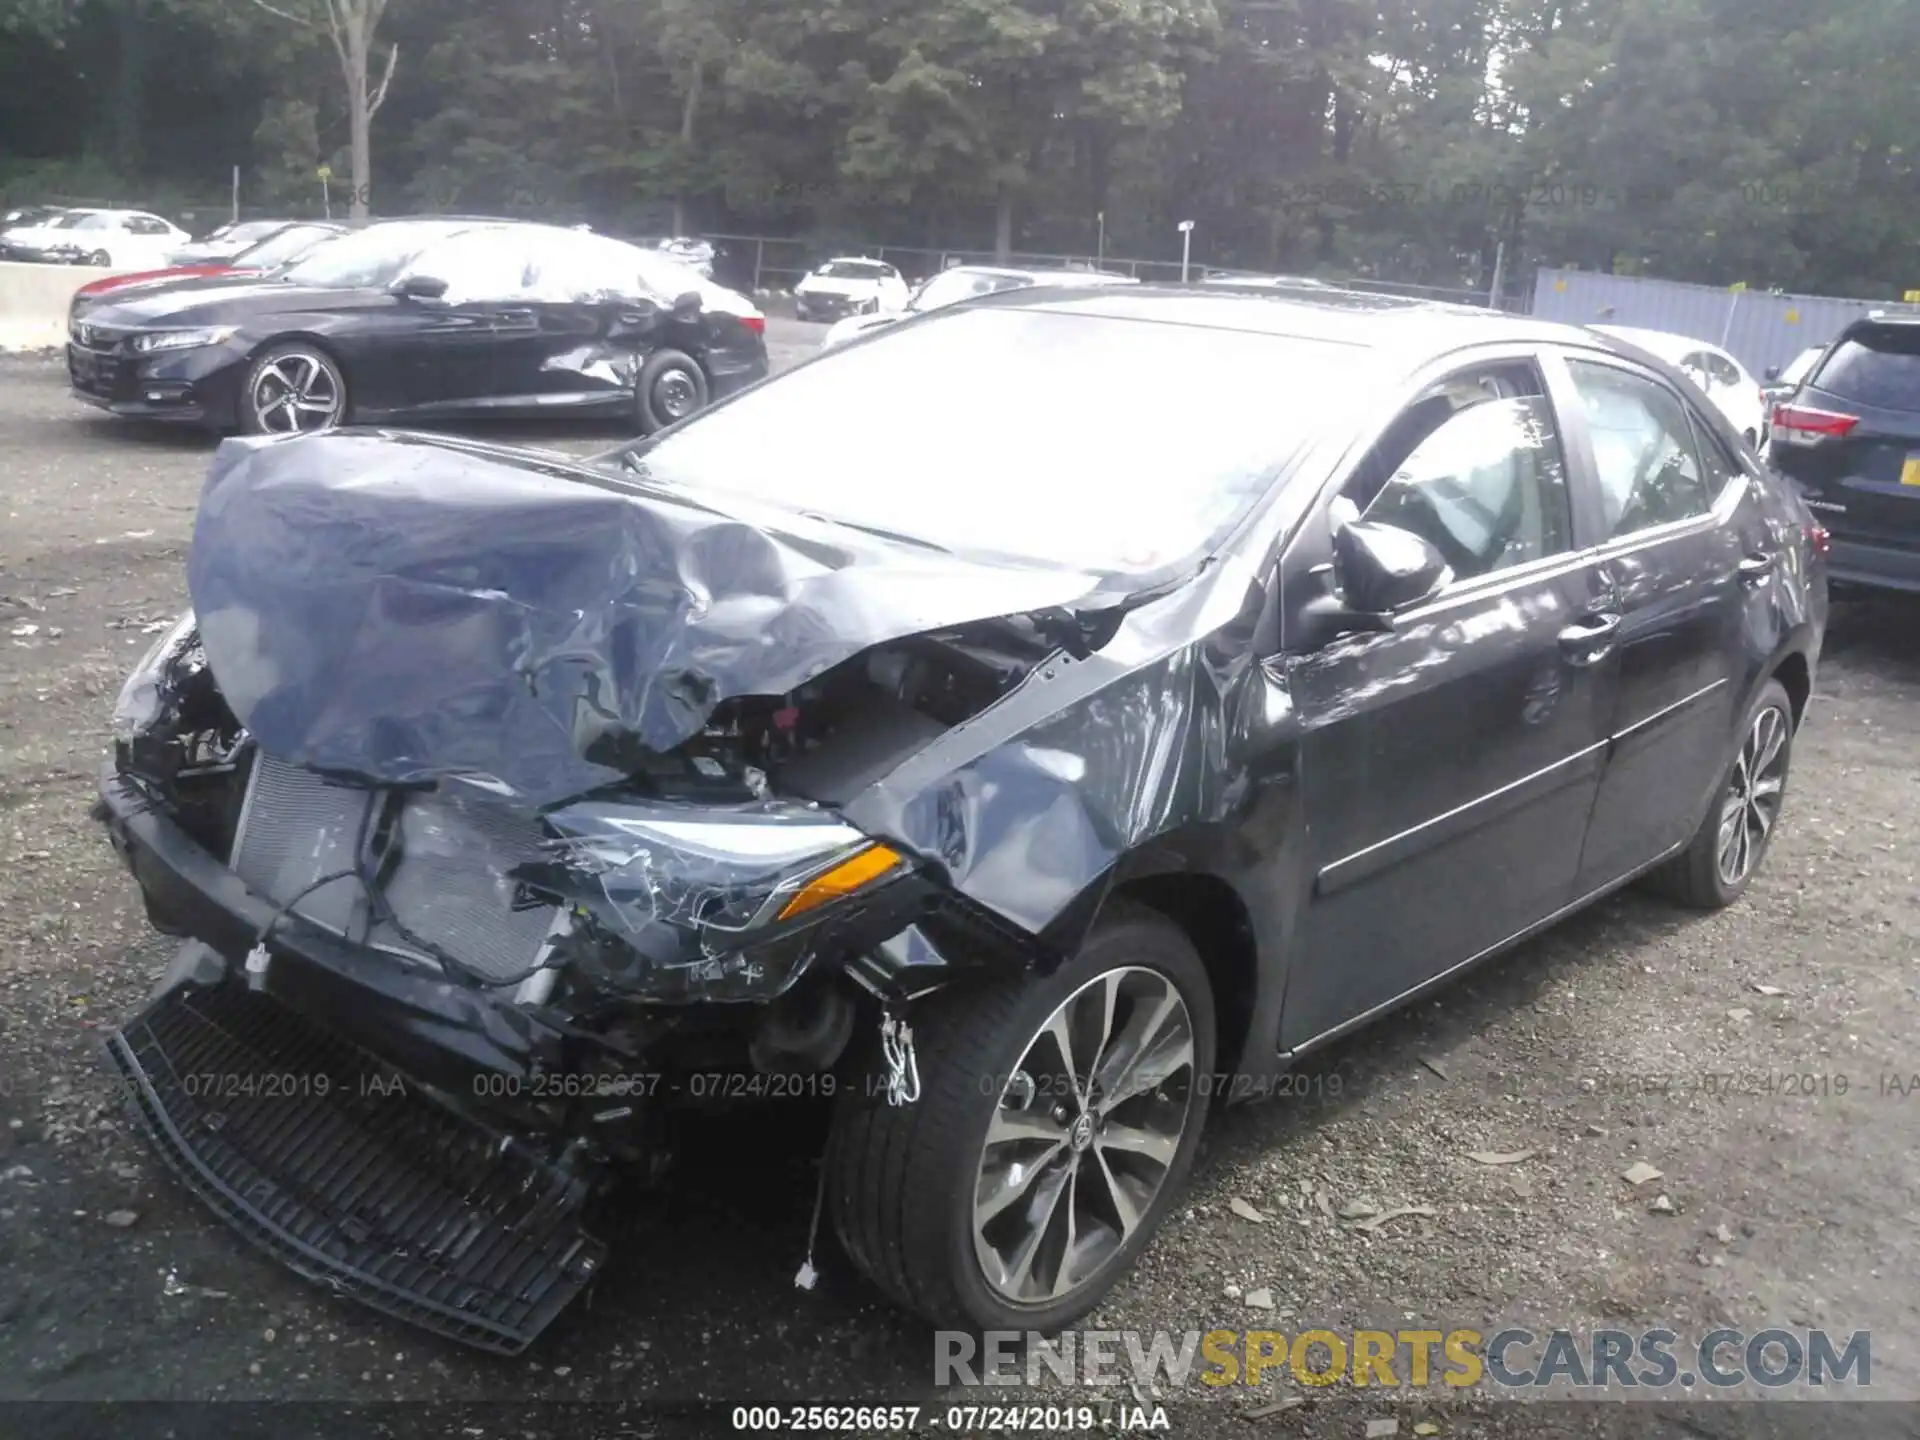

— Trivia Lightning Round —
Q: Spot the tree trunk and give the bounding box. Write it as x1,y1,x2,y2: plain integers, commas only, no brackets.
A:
674,58,702,235
343,31,372,219
111,0,148,176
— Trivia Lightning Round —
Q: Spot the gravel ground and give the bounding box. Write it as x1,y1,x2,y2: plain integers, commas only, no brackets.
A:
2,328,1918,1438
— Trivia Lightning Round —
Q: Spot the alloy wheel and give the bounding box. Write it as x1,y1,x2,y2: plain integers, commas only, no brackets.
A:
972,965,1196,1306
652,369,699,421
1716,702,1790,886
251,351,342,434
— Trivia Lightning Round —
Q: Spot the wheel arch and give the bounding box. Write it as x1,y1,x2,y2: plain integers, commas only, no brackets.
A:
1105,868,1260,1075
245,330,348,371
1772,648,1811,730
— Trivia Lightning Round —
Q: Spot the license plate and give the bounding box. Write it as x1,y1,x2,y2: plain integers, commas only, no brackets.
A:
1903,455,1920,487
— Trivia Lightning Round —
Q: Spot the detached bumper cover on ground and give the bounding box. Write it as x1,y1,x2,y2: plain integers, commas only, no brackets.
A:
106,977,605,1354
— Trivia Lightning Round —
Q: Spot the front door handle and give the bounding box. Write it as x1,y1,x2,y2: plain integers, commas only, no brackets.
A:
1739,551,1777,584
1559,611,1621,665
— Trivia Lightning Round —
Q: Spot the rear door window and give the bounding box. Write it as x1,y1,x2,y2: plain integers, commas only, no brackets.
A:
1778,348,1822,387
1705,353,1742,388
1688,411,1744,494
1811,326,1920,412
1567,361,1712,537
411,230,537,304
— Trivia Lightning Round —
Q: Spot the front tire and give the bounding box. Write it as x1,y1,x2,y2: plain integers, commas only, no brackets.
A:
240,341,346,436
636,348,709,434
1645,678,1795,909
827,901,1215,1333
87,249,112,267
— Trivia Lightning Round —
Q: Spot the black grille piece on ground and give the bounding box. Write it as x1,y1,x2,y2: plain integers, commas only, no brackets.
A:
104,981,606,1353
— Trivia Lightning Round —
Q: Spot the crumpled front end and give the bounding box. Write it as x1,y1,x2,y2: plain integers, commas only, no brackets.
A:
94,431,1103,1348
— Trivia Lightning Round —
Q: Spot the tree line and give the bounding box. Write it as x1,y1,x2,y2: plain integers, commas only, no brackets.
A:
2,0,1917,297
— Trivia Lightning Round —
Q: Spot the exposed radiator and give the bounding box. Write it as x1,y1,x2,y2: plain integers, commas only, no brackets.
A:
231,755,559,984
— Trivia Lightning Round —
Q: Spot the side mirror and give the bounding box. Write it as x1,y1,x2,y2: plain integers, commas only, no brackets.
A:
1334,519,1452,615
1290,521,1451,652
395,274,448,300
671,289,703,321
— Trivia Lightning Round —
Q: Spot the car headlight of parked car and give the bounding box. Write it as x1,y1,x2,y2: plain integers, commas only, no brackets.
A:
131,326,237,354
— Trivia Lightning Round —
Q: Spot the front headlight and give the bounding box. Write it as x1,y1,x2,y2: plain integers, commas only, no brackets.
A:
131,326,237,354
112,608,199,740
543,800,908,941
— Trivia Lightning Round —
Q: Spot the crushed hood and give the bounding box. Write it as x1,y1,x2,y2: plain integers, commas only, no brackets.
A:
187,430,1104,807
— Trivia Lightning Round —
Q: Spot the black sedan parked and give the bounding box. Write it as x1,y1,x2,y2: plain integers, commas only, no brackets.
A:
96,286,1824,1351
67,219,768,435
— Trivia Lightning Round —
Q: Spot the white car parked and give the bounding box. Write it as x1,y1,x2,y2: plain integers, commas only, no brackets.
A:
821,264,1137,349
1592,324,1768,448
793,257,911,323
3,207,191,268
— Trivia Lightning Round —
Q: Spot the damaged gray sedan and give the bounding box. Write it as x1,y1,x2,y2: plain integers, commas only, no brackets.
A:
97,286,1825,1352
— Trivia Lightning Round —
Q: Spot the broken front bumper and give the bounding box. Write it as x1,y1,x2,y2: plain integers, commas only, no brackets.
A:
94,752,1030,1349
96,761,564,1094
96,762,610,1351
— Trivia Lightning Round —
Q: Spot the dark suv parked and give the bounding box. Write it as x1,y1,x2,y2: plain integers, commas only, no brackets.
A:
1768,315,1920,593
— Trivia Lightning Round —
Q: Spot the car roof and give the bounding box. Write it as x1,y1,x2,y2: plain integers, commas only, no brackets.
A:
819,256,891,265
944,264,1134,284
1589,324,1728,360
964,283,1617,359
1202,272,1333,287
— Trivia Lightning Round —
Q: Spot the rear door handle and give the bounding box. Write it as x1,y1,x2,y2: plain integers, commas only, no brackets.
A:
1739,552,1777,584
1559,612,1621,665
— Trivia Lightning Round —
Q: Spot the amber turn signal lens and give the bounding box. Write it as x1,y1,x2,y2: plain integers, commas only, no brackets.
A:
776,844,903,922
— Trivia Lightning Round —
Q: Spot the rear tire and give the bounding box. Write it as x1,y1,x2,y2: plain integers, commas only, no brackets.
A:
87,249,111,267
1644,678,1795,909
636,349,709,434
826,900,1215,1334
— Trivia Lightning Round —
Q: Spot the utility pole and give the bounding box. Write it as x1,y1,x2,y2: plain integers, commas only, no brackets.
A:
1178,219,1194,281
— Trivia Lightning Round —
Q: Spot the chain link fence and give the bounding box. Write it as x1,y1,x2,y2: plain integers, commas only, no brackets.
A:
10,188,1517,308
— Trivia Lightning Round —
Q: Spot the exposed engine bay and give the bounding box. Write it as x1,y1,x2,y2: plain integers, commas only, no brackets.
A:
116,612,1048,875
630,617,1055,806
109,604,1057,1119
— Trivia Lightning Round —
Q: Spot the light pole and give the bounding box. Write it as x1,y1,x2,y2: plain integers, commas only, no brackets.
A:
1177,219,1195,281
1096,211,1105,269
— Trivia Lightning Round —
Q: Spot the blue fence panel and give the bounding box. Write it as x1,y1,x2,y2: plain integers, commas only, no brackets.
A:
1530,269,1920,379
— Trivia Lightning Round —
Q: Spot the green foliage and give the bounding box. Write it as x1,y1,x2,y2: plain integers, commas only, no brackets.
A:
3,0,1919,294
